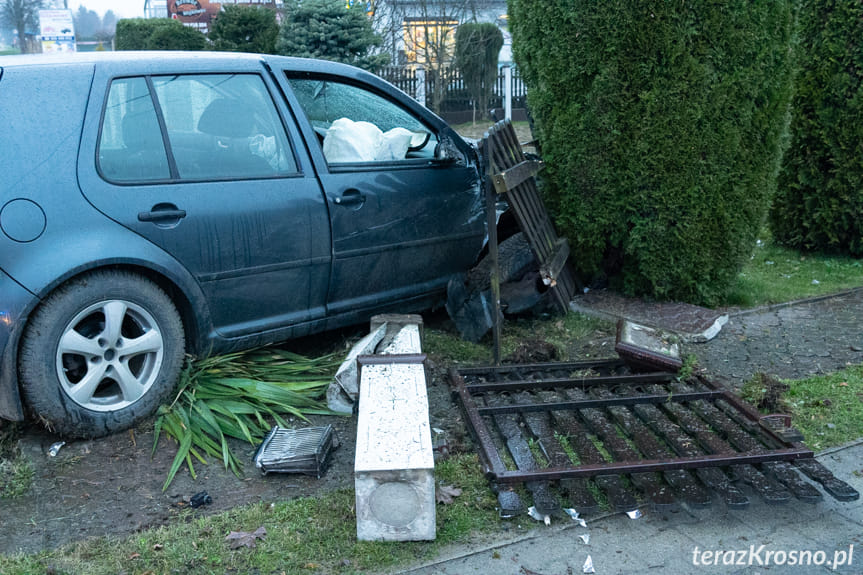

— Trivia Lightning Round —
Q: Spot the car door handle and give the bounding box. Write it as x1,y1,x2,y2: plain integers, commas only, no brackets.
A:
138,207,187,223
332,190,365,207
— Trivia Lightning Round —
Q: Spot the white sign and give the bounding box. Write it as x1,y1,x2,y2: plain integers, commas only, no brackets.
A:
39,10,76,53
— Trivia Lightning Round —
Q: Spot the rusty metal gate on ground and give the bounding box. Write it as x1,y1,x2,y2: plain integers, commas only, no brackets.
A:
450,360,859,517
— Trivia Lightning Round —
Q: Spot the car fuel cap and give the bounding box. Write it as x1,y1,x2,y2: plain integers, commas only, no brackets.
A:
1,199,47,243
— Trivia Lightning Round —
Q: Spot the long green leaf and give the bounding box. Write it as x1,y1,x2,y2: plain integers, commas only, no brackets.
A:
154,344,341,490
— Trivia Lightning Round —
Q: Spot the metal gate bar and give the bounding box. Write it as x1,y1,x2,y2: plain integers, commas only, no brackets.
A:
450,362,821,489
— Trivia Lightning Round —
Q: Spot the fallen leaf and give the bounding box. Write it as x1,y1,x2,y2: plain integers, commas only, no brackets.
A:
304,563,320,569
152,544,163,551
839,382,849,387
435,484,463,504
128,552,141,560
225,526,267,549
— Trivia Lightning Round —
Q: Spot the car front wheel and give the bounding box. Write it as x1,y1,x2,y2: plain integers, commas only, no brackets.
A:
18,270,185,438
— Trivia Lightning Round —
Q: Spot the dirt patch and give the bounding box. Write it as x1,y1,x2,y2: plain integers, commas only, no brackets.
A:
0,317,482,555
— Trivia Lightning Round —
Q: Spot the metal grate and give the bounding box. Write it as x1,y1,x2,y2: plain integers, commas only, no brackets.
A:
450,360,859,515
253,425,337,477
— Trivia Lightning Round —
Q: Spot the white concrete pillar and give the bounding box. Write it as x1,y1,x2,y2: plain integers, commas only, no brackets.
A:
504,65,513,121
415,67,427,108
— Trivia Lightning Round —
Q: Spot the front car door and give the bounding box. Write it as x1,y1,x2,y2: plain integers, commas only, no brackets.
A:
78,58,331,340
277,68,485,317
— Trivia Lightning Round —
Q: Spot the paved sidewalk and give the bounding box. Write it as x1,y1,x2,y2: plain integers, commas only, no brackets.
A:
398,441,863,575
393,290,863,575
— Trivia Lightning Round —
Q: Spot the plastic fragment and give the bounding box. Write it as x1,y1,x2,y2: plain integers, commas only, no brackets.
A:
812,279,820,285
527,506,551,525
564,508,587,527
583,555,595,574
190,491,212,508
626,509,643,519
580,534,590,545
47,441,65,457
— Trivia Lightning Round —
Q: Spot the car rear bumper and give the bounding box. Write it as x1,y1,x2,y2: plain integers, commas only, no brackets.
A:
0,268,38,421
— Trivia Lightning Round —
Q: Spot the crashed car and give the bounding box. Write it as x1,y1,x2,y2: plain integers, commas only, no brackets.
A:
0,51,497,437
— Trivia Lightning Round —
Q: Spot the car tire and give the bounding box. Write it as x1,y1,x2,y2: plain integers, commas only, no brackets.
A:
466,232,537,291
18,270,185,438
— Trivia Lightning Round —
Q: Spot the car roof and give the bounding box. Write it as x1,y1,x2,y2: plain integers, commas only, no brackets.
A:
0,51,370,77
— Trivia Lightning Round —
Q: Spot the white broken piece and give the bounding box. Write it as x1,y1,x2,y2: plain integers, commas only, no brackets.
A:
47,441,65,457
579,533,590,545
327,323,387,413
527,506,552,525
564,508,587,527
583,555,595,574
626,509,643,519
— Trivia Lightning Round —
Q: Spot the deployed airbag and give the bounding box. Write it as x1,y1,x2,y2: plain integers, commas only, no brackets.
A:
322,118,414,163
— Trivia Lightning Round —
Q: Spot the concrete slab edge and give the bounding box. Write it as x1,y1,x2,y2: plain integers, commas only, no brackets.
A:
569,301,729,343
391,510,617,574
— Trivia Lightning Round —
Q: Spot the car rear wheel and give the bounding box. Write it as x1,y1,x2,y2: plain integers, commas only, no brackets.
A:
18,270,185,438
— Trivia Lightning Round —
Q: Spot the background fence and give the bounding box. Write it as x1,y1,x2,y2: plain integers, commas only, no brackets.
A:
378,65,528,125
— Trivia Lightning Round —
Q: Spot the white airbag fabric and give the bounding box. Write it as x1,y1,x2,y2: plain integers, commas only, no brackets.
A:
323,118,413,163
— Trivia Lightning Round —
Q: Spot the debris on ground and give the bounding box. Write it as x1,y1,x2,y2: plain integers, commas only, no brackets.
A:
505,339,559,364
225,526,266,549
582,555,595,574
47,442,65,457
326,314,423,413
744,372,790,412
435,484,463,504
253,425,338,477
615,319,682,372
528,506,552,526
190,491,213,508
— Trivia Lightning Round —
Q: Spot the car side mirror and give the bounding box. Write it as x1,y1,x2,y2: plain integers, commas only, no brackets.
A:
434,135,465,165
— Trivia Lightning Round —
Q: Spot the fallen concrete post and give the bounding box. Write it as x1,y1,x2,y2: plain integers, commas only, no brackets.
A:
354,316,435,541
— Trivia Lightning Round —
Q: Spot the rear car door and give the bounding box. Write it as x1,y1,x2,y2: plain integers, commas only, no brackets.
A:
77,60,331,338
278,71,485,316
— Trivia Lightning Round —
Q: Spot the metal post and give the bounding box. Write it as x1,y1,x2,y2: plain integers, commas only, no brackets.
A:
504,65,512,121
485,137,502,366
415,67,427,108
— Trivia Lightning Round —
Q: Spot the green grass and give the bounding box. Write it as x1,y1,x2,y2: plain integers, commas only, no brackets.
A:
0,454,499,575
726,232,863,307
0,49,20,56
739,367,863,451
781,367,863,451
425,312,612,366
0,423,32,499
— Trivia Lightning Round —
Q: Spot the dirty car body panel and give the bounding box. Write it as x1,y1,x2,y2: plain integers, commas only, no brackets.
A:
0,52,485,432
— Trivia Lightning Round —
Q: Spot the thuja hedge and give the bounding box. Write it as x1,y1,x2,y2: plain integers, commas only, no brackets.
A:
509,1,796,304
771,0,863,256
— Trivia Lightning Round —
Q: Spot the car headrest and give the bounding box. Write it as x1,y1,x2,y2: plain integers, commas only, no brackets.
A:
122,112,163,152
197,98,256,138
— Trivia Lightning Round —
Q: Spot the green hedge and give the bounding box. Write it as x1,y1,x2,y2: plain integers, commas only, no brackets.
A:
115,18,206,51
210,5,278,54
771,0,863,256
509,1,796,304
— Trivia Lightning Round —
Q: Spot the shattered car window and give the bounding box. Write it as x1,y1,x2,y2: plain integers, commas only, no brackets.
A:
288,78,437,164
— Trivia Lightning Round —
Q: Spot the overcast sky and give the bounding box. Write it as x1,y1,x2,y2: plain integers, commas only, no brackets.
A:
67,0,146,20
